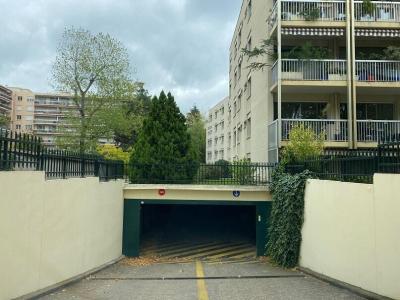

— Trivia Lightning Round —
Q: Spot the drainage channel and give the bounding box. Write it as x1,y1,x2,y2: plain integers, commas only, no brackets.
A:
90,275,305,281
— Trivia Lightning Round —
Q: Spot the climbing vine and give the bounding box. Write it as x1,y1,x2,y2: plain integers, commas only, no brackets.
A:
266,167,313,268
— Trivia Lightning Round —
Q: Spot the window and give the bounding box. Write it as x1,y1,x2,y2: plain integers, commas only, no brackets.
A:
238,61,242,79
233,101,237,115
274,102,328,120
233,130,237,148
238,28,242,48
246,118,251,138
25,125,32,130
245,77,252,99
237,125,242,145
246,37,252,52
17,115,22,120
27,97,34,102
246,0,252,21
237,94,242,113
17,96,22,101
16,125,21,130
340,103,394,120
234,70,237,86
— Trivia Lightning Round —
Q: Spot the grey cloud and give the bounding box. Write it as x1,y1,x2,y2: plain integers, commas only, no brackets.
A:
0,0,241,112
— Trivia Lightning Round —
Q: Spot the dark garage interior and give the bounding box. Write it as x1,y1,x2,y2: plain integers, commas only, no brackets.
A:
139,204,257,260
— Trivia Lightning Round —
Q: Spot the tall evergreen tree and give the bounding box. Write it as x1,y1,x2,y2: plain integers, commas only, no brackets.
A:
130,91,197,183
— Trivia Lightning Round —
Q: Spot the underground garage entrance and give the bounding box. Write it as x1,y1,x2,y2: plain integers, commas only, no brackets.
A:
123,200,271,261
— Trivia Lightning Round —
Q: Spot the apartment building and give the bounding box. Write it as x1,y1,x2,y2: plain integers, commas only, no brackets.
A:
207,0,273,163
208,0,400,163
0,85,12,129
10,87,75,147
206,97,230,163
268,0,400,162
10,87,35,134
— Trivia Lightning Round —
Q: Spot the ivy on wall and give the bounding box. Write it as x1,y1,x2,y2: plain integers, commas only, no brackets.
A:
266,168,313,268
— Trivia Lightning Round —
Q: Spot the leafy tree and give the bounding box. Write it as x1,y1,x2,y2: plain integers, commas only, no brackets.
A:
52,27,132,152
383,46,400,60
232,158,256,185
242,38,277,70
97,144,130,163
243,39,330,71
129,91,197,183
96,82,151,151
186,106,206,163
0,115,10,128
282,124,324,164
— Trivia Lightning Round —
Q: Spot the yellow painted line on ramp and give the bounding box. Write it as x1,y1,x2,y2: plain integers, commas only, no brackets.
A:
196,261,209,300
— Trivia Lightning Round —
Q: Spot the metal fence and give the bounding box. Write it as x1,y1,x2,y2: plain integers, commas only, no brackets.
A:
286,141,400,183
0,129,124,181
128,162,276,186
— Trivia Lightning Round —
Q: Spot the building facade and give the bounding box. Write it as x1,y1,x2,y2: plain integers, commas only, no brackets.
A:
10,87,75,147
0,85,12,129
208,0,400,163
206,97,230,163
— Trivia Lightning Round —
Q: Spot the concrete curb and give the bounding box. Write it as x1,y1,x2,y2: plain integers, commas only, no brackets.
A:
298,267,393,300
15,256,124,300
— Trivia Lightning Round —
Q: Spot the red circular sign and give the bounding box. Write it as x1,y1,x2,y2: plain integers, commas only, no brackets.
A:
158,189,166,196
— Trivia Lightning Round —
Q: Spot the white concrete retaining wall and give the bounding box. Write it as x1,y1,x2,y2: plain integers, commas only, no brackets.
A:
0,172,124,300
300,174,400,299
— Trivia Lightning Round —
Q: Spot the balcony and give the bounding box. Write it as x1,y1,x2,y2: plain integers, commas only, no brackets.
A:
271,59,347,87
357,120,400,143
268,119,400,147
354,1,400,24
269,0,346,31
355,60,400,83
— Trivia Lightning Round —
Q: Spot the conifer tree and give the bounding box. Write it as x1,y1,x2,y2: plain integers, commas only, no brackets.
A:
129,91,197,183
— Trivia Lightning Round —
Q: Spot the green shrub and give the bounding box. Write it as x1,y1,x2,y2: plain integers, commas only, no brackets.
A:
232,158,256,185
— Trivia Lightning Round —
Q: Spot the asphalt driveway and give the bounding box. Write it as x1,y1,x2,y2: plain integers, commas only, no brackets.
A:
38,258,365,300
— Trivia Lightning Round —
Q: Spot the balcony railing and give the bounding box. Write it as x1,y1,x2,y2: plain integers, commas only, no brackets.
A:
357,120,400,143
274,59,347,83
355,1,400,22
355,60,400,82
269,0,346,29
281,119,349,142
269,119,400,145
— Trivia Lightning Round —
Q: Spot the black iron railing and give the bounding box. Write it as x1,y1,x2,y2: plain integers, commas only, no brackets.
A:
286,141,400,183
129,162,276,186
0,129,124,181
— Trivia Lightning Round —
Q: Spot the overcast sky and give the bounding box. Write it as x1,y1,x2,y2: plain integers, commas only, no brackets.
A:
0,0,242,113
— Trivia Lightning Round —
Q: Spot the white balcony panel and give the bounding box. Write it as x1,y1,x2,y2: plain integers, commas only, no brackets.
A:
356,61,400,82
281,119,348,142
357,120,400,143
355,1,400,22
281,59,347,81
